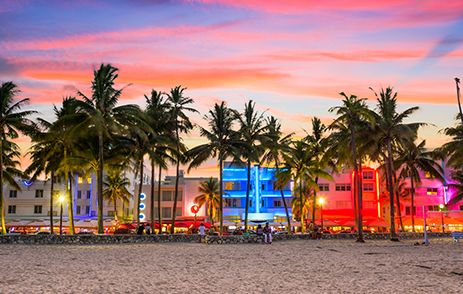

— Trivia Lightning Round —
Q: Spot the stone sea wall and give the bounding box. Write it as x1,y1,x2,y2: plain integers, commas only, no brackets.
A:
0,232,452,245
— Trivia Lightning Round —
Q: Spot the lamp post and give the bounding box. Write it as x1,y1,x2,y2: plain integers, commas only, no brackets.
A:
58,195,65,235
318,197,325,232
439,204,445,233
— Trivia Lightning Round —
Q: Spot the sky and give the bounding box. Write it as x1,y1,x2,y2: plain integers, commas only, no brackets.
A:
1,0,463,177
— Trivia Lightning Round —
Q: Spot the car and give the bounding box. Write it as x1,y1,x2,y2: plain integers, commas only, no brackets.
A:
35,231,51,235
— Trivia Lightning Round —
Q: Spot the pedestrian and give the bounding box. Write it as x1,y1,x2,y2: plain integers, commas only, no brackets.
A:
137,224,145,235
145,224,151,235
263,222,272,244
256,224,263,235
199,223,206,236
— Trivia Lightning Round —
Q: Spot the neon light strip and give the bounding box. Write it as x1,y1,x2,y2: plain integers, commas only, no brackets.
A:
375,170,380,218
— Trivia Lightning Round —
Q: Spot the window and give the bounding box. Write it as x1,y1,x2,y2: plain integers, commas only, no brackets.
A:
224,198,238,208
335,184,351,192
76,206,81,215
405,206,416,216
249,199,253,207
108,211,116,217
87,177,92,184
85,206,90,215
424,172,432,179
176,192,183,201
35,189,44,198
78,176,83,184
224,182,234,190
318,183,329,191
86,191,91,199
34,205,42,214
363,171,374,180
8,205,16,214
162,191,172,201
427,188,438,195
261,199,265,208
77,190,82,199
460,205,463,211
261,184,265,190
9,190,17,198
336,201,351,209
273,200,282,207
176,209,182,217
428,205,439,211
363,183,374,192
162,207,172,218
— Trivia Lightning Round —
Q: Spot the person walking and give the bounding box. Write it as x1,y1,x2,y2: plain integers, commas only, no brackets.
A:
263,222,272,244
199,223,206,236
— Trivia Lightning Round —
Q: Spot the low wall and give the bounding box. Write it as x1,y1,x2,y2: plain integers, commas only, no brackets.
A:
0,232,452,245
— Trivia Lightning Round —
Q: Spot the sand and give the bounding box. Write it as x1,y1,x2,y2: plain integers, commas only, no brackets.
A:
0,239,462,293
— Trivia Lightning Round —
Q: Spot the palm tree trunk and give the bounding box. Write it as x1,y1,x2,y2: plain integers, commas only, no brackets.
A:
157,165,162,234
351,130,363,242
171,126,180,234
50,172,54,234
312,177,319,225
392,172,404,232
114,199,117,221
209,201,214,227
411,177,416,232
357,163,364,242
137,157,144,227
275,163,291,234
219,158,224,235
299,180,304,233
455,78,463,125
97,132,104,234
66,172,75,234
0,140,6,235
387,140,398,241
150,159,155,231
244,160,251,232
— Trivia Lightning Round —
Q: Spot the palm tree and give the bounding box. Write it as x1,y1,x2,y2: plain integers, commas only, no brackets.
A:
187,101,241,235
103,170,132,220
455,78,463,125
305,117,332,226
370,87,422,241
145,90,174,233
278,140,331,233
329,92,374,242
194,177,220,226
0,82,36,234
291,181,312,225
260,116,293,233
167,86,197,234
237,100,267,231
440,124,463,168
395,140,443,231
76,64,142,234
447,169,463,206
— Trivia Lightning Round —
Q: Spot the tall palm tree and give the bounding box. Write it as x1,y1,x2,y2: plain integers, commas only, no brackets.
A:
370,87,422,241
194,177,220,226
187,101,241,235
0,82,36,234
395,140,443,231
237,100,267,232
329,92,374,242
76,64,142,234
305,117,332,225
103,170,132,220
145,90,174,233
260,116,293,233
167,86,197,234
278,140,331,233
291,181,312,225
455,78,463,125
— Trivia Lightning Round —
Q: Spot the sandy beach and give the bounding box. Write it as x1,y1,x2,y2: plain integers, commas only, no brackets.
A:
0,239,462,293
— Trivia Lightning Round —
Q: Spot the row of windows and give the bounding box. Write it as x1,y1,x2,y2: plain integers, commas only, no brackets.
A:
223,198,287,208
76,206,91,215
8,205,43,214
8,190,92,199
77,191,92,199
161,191,183,201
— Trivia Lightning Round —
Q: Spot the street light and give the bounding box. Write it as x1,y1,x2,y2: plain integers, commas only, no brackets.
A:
58,195,65,235
439,203,445,233
318,197,325,232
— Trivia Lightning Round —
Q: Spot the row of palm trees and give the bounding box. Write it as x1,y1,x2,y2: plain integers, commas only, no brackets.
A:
0,64,462,241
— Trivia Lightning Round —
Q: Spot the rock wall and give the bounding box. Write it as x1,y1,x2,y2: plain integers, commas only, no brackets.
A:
0,232,452,245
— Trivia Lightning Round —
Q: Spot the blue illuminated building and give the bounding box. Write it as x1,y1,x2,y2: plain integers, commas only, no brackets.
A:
222,162,292,223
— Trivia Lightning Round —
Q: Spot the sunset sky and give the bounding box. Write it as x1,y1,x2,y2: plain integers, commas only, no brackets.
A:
1,0,462,176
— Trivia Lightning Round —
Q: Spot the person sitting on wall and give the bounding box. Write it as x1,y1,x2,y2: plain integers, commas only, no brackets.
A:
136,224,145,235
263,222,272,244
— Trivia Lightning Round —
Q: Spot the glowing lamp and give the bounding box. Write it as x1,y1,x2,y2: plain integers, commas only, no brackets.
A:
439,204,445,209
58,195,65,203
318,197,325,205
191,205,200,214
